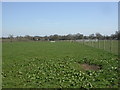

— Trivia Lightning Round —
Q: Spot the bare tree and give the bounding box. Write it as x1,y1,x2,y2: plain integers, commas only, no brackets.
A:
89,34,95,39
95,33,103,40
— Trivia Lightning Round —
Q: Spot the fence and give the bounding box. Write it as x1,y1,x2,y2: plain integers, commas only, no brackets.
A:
76,40,118,55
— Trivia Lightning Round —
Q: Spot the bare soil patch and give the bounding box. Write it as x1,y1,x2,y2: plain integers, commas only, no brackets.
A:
80,64,101,71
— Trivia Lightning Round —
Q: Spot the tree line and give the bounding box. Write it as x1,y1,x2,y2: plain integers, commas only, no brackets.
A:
2,31,120,42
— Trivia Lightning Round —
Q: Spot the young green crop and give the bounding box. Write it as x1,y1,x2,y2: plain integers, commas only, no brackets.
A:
2,41,119,88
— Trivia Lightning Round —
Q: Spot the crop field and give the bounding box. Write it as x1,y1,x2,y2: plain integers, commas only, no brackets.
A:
2,41,119,88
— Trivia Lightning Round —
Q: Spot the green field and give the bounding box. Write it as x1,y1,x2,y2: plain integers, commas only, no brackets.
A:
2,41,119,88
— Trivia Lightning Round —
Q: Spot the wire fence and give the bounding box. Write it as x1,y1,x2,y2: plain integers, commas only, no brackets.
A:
76,40,118,55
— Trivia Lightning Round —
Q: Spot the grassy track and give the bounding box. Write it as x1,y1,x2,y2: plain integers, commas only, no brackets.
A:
2,41,119,88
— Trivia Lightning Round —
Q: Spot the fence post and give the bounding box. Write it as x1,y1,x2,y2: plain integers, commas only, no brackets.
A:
98,39,99,48
83,39,84,45
82,39,84,45
91,40,92,47
82,37,84,45
104,40,105,50
94,41,95,47
92,40,93,47
110,39,112,53
98,39,100,48
92,40,94,47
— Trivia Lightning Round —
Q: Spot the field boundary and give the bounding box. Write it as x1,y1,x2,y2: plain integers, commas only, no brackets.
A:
75,40,118,55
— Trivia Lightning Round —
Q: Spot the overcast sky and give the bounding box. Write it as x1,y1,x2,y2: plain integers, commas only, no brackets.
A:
2,2,118,37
